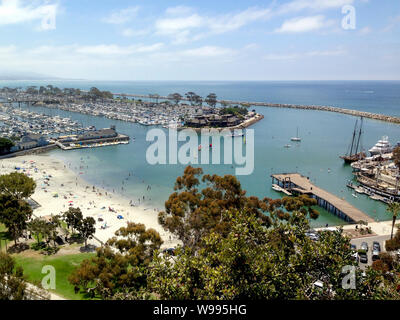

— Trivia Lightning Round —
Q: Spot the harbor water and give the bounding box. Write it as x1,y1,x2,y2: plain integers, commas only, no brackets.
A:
2,80,400,227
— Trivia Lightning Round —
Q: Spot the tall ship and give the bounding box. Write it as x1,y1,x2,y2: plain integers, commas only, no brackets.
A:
340,117,366,164
368,136,392,156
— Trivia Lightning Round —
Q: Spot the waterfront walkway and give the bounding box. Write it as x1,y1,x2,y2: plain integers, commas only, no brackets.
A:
271,173,374,223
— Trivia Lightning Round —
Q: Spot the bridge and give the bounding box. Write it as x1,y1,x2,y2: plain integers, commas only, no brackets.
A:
271,173,374,224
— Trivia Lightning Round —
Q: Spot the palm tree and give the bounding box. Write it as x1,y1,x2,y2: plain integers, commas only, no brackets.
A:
387,202,400,239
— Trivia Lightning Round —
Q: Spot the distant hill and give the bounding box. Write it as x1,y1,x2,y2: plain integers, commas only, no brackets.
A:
0,71,63,80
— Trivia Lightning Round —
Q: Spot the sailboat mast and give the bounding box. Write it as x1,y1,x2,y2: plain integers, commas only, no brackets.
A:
349,120,358,156
354,117,363,154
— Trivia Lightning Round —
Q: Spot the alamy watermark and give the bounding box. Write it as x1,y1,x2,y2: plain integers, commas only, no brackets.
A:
342,265,356,289
342,5,356,30
146,128,254,176
41,265,56,290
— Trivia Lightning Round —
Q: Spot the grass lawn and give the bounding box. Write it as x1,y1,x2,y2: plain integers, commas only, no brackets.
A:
14,252,95,300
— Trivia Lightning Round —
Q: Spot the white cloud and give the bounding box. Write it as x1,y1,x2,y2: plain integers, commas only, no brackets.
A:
264,48,347,60
207,7,272,34
155,6,272,44
275,15,332,33
155,14,204,35
0,45,17,54
102,6,140,24
75,43,164,56
181,46,235,57
0,0,57,29
121,28,150,37
165,6,194,16
359,26,371,35
279,0,354,13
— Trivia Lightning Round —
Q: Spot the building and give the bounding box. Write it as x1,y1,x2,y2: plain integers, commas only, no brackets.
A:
185,114,241,128
77,127,118,141
12,133,49,151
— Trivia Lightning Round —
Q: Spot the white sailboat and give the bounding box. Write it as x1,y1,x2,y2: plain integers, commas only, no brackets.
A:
291,127,301,142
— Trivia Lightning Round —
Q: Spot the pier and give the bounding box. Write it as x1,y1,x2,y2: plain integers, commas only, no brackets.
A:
271,173,374,224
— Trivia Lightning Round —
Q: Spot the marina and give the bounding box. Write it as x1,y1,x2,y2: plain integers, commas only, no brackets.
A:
0,88,263,131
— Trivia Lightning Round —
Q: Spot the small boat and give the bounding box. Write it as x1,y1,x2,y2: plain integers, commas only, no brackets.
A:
291,127,301,142
226,132,245,137
352,193,358,198
355,186,365,194
272,184,282,192
284,144,291,148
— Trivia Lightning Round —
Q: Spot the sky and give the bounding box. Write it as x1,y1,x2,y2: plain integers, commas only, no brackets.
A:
0,0,399,81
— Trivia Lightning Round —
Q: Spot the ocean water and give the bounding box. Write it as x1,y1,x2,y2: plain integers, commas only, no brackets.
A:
2,80,400,227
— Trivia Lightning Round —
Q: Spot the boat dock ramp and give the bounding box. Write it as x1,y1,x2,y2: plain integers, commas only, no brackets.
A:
271,173,374,224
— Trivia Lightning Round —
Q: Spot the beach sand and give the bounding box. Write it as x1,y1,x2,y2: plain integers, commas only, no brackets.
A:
0,154,179,249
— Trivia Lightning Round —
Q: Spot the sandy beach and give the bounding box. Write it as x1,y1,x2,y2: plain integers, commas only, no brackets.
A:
0,154,179,249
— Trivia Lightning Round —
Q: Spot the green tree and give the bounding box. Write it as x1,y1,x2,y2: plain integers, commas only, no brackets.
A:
387,202,400,239
77,217,96,247
69,223,162,299
0,172,36,200
0,252,27,300
62,207,83,235
205,93,217,108
185,92,196,106
0,195,32,245
0,137,14,155
27,218,49,245
168,93,182,105
150,208,398,300
158,166,311,251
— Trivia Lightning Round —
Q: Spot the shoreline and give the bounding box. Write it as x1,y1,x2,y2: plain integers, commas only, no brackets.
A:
0,154,179,249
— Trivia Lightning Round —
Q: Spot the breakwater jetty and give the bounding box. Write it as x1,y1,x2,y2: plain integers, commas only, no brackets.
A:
271,173,374,224
112,93,400,125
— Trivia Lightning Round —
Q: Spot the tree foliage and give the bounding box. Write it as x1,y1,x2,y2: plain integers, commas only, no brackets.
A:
205,93,217,108
0,194,32,245
0,137,14,155
150,208,399,300
158,166,318,251
0,172,36,200
62,207,83,234
69,223,162,299
0,252,27,300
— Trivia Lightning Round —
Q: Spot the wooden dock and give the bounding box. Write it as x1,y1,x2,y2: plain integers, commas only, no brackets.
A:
271,173,374,224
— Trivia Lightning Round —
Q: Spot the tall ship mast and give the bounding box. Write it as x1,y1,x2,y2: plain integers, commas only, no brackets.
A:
340,117,366,164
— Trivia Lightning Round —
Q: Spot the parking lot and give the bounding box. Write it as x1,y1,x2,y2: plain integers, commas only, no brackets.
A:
350,235,391,269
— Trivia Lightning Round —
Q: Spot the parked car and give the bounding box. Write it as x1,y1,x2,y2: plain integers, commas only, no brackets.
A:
359,252,368,264
305,231,320,241
350,244,359,262
372,241,381,261
361,242,369,252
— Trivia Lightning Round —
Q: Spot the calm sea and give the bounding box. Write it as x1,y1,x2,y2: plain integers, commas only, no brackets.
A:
2,80,400,227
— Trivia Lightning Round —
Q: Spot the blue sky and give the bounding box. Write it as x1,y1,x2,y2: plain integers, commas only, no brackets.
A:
0,0,399,80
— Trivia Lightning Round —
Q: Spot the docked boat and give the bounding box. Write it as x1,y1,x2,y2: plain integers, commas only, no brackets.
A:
369,136,392,156
340,117,366,164
226,132,245,137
